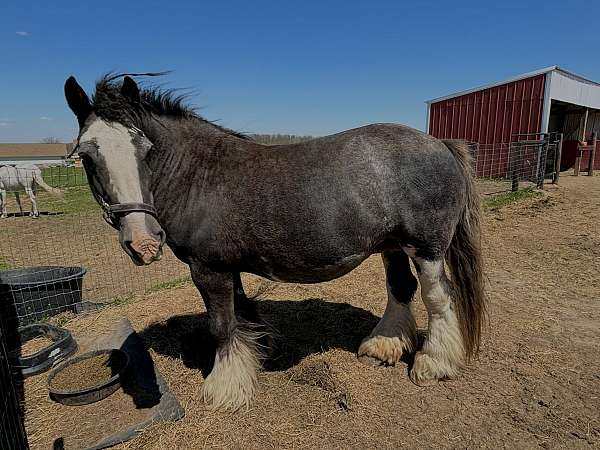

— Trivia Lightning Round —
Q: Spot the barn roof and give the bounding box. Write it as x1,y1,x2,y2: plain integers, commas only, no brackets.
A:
425,66,600,105
0,143,69,158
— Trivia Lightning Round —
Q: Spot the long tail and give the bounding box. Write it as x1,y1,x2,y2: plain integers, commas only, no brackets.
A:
32,168,64,197
442,139,486,360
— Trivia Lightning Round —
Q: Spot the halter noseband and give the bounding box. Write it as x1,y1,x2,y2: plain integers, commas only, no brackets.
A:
97,196,158,229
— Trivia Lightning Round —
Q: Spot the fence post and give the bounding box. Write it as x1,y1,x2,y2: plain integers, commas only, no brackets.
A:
536,140,548,189
553,133,563,184
511,142,520,192
588,133,596,176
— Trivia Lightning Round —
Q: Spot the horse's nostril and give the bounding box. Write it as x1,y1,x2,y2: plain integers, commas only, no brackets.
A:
123,240,135,253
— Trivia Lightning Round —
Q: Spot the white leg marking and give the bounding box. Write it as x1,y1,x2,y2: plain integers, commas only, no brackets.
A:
411,258,464,385
202,327,264,411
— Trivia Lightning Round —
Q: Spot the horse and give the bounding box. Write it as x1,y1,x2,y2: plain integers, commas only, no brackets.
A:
0,164,63,218
64,73,485,411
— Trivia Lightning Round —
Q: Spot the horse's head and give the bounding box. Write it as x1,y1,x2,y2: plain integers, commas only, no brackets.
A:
64,75,165,266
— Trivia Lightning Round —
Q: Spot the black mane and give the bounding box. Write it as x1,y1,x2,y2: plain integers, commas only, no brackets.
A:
91,73,248,139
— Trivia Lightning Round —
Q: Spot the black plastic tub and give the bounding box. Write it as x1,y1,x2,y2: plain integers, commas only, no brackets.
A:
0,266,87,326
9,323,77,378
48,349,129,406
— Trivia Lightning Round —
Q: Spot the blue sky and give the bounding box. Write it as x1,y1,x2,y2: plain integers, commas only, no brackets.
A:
2,0,600,142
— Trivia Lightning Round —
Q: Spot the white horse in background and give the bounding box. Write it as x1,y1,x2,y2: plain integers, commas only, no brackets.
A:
0,164,63,218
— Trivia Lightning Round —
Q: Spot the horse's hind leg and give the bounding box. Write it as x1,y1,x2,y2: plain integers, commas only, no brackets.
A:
25,187,38,217
190,265,264,410
14,192,23,216
410,257,464,385
358,250,418,366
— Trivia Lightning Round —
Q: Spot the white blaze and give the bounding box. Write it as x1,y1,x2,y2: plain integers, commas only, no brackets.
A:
80,119,143,203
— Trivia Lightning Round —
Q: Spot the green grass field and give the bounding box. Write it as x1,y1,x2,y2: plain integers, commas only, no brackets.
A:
36,166,99,214
481,187,543,210
0,256,15,271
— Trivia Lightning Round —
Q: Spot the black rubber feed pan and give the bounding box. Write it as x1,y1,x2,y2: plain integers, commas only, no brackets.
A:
9,323,77,378
0,266,86,325
48,349,129,406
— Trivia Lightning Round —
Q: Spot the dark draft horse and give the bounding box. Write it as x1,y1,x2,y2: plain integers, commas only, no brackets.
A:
65,73,485,410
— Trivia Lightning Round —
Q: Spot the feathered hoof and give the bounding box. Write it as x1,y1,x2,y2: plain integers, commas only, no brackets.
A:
202,328,263,411
357,335,411,367
202,368,256,411
409,351,460,386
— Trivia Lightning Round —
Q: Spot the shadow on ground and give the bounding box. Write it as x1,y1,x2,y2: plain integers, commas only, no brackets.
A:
139,298,380,375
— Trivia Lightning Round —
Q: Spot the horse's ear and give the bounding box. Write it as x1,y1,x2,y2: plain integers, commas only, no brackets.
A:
121,76,140,103
64,76,91,126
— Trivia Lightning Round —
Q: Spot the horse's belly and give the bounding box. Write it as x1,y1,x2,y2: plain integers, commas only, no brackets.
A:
251,252,369,284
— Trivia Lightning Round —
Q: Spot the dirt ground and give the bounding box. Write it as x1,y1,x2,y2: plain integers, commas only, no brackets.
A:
22,173,600,449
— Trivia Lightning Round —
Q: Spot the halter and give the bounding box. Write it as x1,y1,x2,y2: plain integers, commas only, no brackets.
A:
71,139,159,229
94,192,158,230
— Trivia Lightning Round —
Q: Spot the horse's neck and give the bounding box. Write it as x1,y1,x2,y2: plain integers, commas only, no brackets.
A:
146,118,242,207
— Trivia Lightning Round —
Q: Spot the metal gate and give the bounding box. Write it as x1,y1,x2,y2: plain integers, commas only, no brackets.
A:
509,132,563,191
470,132,563,195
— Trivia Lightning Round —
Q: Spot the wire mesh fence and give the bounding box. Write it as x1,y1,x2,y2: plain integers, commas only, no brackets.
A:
0,162,188,328
469,133,562,195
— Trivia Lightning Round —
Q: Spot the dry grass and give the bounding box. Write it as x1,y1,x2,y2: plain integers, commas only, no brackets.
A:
22,173,600,449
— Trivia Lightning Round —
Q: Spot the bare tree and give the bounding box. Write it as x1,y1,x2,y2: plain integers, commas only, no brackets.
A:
40,137,62,144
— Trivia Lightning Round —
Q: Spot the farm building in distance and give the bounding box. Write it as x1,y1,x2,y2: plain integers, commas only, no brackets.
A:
0,143,74,166
426,66,600,176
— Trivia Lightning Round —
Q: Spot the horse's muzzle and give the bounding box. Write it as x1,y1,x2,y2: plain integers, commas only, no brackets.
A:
118,213,166,266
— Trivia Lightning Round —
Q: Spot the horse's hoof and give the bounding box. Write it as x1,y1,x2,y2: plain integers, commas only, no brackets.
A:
409,351,456,386
357,335,410,367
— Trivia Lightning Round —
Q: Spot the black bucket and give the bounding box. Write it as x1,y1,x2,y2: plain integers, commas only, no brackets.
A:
0,266,86,326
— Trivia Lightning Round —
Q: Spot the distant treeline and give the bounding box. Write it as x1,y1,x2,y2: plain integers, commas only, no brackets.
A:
250,134,316,145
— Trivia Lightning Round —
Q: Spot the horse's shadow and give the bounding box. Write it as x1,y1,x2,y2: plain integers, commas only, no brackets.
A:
1,211,64,218
139,298,380,376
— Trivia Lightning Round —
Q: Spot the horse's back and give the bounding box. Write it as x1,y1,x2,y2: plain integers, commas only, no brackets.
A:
0,165,20,190
0,165,38,190
226,123,466,262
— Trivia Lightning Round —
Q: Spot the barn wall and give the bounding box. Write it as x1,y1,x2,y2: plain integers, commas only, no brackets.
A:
428,74,547,145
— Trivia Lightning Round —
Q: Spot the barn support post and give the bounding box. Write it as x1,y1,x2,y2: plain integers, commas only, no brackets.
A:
575,108,589,177
574,146,582,176
588,133,597,176
553,133,563,184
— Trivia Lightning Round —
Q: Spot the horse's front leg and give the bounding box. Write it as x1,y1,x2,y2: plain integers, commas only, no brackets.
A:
0,188,7,218
190,265,264,410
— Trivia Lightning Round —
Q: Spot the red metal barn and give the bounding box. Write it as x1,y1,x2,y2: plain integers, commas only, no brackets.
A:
426,66,600,177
